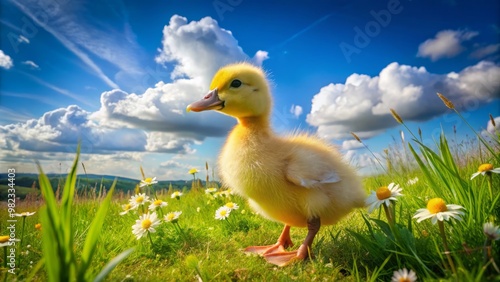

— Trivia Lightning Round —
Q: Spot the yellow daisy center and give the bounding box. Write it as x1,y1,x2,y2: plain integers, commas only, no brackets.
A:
144,177,153,183
220,210,228,217
0,235,9,243
225,203,235,209
153,199,163,206
376,186,391,200
478,163,493,172
135,196,144,203
166,213,175,221
124,203,132,210
427,198,448,214
141,219,152,229
398,278,411,282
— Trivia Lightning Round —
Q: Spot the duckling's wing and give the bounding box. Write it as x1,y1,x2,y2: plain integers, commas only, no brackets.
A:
285,148,341,189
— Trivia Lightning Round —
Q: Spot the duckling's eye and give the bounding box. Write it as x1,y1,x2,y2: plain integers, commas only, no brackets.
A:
230,79,242,88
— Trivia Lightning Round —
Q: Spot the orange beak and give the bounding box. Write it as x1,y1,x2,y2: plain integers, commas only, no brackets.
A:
186,88,225,112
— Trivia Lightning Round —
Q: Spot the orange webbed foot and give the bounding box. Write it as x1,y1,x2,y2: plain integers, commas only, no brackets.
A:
263,244,311,267
244,225,293,256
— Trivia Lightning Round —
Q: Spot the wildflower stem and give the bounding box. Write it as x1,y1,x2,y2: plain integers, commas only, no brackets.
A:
382,204,394,227
147,231,155,248
362,143,388,174
438,221,456,274
487,173,493,199
483,238,492,263
17,216,26,268
3,247,7,279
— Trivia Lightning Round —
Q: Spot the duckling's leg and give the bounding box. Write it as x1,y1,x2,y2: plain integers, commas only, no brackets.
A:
244,225,294,255
264,217,320,267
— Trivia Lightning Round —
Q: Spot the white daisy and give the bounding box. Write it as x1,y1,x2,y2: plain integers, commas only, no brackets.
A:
483,222,500,241
471,163,500,180
407,177,419,186
205,187,218,194
140,177,158,187
129,193,150,208
413,198,465,225
225,202,239,210
148,199,168,211
132,212,161,240
119,203,137,215
215,206,232,220
365,183,403,213
171,191,183,199
13,211,36,217
164,211,182,223
391,268,417,282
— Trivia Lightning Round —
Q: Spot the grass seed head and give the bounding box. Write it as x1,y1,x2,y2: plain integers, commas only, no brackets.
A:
351,132,362,143
390,108,403,124
437,93,455,109
490,114,496,127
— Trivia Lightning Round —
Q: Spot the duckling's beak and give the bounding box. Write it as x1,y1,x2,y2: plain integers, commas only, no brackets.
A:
186,88,225,112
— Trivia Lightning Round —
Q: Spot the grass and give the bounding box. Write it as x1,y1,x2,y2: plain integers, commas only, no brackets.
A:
1,94,499,281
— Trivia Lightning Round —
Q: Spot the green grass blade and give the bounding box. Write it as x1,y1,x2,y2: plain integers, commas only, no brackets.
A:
408,143,438,189
40,206,61,282
79,179,117,279
61,144,80,258
37,165,61,235
93,248,134,282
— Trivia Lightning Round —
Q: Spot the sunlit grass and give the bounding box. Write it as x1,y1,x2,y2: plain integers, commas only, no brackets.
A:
0,94,499,281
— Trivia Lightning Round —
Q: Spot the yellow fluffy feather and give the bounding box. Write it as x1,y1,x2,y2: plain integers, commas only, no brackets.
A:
187,62,366,266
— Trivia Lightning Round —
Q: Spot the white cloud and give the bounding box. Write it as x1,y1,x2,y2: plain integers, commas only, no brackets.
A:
155,15,267,85
1,14,270,179
290,104,303,118
341,140,364,150
0,50,13,69
307,61,500,139
22,60,40,69
1,15,269,160
470,43,500,59
0,105,148,154
343,150,381,175
417,29,478,61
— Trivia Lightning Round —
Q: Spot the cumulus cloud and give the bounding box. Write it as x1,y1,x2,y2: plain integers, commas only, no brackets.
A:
155,15,268,85
0,50,13,69
1,15,269,158
290,104,303,118
306,61,500,139
417,29,478,61
470,43,500,59
0,105,149,154
341,140,364,150
22,60,40,70
91,15,269,146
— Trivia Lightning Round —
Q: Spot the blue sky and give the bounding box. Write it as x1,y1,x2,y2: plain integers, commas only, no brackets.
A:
0,0,499,180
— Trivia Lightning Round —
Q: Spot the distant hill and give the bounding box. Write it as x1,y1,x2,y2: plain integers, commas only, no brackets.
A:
0,173,213,200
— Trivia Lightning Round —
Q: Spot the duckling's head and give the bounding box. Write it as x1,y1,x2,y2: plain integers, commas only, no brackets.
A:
187,63,272,119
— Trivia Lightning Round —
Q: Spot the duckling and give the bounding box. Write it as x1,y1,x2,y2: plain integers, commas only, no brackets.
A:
187,62,366,266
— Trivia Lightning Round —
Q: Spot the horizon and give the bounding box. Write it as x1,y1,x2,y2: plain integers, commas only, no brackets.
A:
0,0,499,181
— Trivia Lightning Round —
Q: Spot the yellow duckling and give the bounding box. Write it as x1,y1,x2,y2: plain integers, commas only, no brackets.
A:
187,62,366,266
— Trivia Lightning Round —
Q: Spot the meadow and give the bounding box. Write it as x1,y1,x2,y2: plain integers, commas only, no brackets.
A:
1,96,499,281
